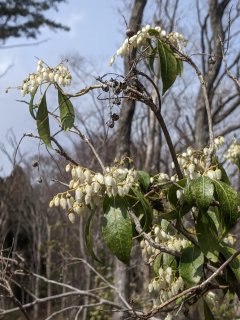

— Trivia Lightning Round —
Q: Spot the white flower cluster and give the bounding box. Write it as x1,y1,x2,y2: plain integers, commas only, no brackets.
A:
49,164,138,223
140,224,190,263
148,266,184,303
110,24,186,65
21,60,72,96
171,137,225,181
224,138,240,165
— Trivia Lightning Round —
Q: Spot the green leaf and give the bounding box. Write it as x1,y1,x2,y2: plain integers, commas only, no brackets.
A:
220,244,240,283
203,299,215,320
184,180,194,206
157,40,178,94
137,170,150,193
85,211,102,263
168,179,187,207
36,93,51,147
153,254,161,275
102,196,132,264
179,246,204,286
162,252,177,270
29,90,37,120
190,176,214,209
196,210,219,263
213,180,240,229
127,188,153,232
58,90,75,131
148,28,160,37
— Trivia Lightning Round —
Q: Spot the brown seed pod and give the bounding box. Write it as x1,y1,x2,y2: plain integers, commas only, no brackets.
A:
32,160,39,168
126,29,135,38
111,113,119,121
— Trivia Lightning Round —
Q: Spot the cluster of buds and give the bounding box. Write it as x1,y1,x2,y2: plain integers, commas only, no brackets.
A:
224,138,240,166
140,224,190,263
21,60,72,96
49,164,138,223
148,266,184,303
110,24,186,65
171,137,225,181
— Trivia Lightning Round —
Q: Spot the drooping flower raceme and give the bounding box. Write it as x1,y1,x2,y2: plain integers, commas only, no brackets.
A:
110,24,187,65
49,164,138,222
140,223,190,264
224,138,240,166
171,136,225,181
21,60,72,96
148,266,184,305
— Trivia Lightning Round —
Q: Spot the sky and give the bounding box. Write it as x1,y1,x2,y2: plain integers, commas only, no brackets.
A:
0,0,126,175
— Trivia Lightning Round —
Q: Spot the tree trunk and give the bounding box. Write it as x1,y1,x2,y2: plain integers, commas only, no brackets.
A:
194,0,229,148
116,0,148,159
144,74,161,172
114,1,147,319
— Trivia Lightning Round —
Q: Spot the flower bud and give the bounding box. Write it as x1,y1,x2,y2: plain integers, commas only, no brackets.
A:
60,197,67,209
68,212,76,224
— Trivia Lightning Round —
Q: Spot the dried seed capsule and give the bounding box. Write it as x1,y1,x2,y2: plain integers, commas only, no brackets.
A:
32,160,39,168
106,120,114,128
102,84,109,92
126,28,135,38
111,113,119,121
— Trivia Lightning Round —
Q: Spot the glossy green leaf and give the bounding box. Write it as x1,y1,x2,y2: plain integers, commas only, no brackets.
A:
157,40,178,94
137,170,150,192
179,246,204,286
58,90,75,131
220,244,240,283
102,196,132,264
196,210,219,263
85,211,102,263
213,180,240,229
36,93,51,147
191,176,214,209
184,180,194,206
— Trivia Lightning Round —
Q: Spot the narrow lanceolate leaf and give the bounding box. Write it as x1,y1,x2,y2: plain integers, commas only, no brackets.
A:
58,89,75,131
102,196,132,264
29,90,37,119
37,93,51,147
196,211,219,263
85,211,102,263
157,40,178,95
137,170,150,193
190,176,214,209
213,180,240,230
179,246,204,287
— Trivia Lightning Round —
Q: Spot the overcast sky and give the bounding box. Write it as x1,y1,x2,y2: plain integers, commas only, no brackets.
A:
0,0,126,175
